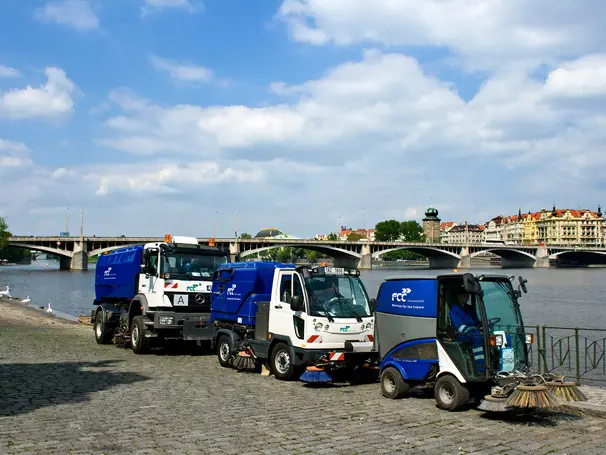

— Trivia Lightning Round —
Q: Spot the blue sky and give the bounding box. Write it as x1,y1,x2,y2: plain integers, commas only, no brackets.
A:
1,0,605,238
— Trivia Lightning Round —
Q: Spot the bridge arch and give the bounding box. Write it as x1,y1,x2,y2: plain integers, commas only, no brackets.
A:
88,243,144,257
8,243,73,258
372,246,461,269
240,244,362,259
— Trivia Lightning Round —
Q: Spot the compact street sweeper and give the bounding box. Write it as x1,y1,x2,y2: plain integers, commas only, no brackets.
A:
210,262,377,380
375,272,586,412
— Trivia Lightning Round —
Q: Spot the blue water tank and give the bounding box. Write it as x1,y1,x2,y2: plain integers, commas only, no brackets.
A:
95,245,144,302
376,277,438,318
210,261,295,326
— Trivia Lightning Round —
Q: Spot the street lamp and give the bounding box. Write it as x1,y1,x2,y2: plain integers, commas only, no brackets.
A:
337,216,342,240
213,211,218,239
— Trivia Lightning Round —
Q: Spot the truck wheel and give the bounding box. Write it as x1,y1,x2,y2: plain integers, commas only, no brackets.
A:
271,342,296,380
434,375,470,411
94,311,114,345
217,335,232,368
130,316,150,355
380,367,410,399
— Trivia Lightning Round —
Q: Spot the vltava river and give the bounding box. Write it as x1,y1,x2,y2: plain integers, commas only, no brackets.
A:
1,260,605,329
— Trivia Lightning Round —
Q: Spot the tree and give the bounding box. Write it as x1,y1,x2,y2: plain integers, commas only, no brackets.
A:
326,233,338,241
0,216,10,250
374,220,401,242
347,232,364,242
400,221,425,242
240,233,252,239
305,250,319,264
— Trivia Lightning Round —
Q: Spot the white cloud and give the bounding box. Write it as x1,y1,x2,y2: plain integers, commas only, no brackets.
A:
0,67,78,120
0,139,32,169
34,0,99,31
277,0,606,69
0,65,21,78
141,0,203,16
545,54,606,97
149,55,214,83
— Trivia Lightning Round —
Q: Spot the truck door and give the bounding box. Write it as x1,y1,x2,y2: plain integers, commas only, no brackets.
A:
139,248,164,308
268,270,306,347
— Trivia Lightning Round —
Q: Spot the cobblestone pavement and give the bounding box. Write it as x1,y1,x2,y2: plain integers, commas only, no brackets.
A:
1,323,606,455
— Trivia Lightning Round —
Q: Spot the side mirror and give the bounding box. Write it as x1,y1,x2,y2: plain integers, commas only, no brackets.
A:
518,276,528,294
290,295,305,312
462,273,482,295
369,298,377,313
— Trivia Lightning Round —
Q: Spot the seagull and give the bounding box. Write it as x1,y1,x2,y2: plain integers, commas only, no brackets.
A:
0,286,10,298
21,296,31,305
46,302,53,314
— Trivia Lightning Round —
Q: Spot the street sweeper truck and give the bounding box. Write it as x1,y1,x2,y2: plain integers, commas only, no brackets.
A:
210,262,377,380
91,234,229,353
374,272,587,412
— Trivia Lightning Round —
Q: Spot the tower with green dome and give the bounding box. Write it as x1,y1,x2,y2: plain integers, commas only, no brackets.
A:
423,206,441,243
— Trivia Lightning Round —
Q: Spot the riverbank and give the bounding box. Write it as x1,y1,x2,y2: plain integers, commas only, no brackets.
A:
0,297,83,328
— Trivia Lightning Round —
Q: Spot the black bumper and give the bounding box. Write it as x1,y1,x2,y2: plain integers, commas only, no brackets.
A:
152,312,215,341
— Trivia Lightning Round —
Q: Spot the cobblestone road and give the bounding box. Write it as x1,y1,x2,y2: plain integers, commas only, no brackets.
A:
1,322,606,455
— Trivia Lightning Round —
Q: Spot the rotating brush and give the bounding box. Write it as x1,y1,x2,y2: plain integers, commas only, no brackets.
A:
477,395,511,413
545,381,588,402
506,384,561,409
300,365,333,384
231,347,257,371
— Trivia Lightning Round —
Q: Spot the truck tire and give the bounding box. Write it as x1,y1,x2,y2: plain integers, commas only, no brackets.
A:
270,342,296,380
217,335,232,368
130,315,150,355
434,374,470,411
380,367,410,399
94,311,114,345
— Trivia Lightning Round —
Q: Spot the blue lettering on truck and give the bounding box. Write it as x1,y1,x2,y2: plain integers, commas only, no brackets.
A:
376,279,437,318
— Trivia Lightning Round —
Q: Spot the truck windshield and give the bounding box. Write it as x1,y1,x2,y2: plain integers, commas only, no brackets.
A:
162,251,228,280
479,278,528,372
305,275,371,318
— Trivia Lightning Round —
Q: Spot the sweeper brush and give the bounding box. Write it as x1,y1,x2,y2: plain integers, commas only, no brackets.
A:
477,395,511,413
300,366,333,383
506,384,561,409
232,349,257,371
546,381,588,402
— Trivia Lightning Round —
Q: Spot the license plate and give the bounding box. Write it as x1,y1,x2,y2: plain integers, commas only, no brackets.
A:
325,267,345,274
174,294,189,306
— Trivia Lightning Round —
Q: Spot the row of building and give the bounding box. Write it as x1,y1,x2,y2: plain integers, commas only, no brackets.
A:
423,205,605,246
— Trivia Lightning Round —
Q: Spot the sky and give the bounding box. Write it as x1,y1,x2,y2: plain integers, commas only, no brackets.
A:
1,0,606,238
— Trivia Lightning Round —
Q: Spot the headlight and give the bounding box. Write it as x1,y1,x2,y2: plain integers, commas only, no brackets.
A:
159,316,175,325
525,333,534,344
365,322,373,330
315,322,323,332
324,324,330,331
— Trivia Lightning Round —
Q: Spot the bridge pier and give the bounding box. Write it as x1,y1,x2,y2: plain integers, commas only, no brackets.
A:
334,256,361,270
428,256,460,269
59,242,88,271
229,242,240,262
358,244,372,270
534,245,550,268
457,247,471,269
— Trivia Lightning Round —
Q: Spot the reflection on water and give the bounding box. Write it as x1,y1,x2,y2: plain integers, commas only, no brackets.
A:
1,260,605,328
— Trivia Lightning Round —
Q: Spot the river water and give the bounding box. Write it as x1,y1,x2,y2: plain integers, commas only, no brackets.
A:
1,260,605,329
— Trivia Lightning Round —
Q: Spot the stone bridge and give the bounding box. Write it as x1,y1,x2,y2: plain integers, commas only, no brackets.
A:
8,236,606,270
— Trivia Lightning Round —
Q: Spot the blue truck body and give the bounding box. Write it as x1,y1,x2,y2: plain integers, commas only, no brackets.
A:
94,245,144,302
210,261,295,326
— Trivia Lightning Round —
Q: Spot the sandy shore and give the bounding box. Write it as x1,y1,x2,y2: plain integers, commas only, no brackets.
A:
0,296,84,327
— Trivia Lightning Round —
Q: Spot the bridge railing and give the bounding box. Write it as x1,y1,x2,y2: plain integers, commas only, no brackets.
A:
525,325,606,385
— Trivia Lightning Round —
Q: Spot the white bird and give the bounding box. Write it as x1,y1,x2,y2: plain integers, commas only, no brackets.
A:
21,296,31,304
46,302,52,314
0,286,10,298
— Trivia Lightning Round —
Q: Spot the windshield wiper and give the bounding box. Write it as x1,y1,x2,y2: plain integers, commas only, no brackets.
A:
308,290,335,322
335,293,363,322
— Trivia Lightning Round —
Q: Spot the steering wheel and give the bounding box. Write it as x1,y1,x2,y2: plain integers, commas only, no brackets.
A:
487,317,501,328
325,297,340,313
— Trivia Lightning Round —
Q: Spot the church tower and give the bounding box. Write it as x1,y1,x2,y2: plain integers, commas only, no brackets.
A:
423,206,441,243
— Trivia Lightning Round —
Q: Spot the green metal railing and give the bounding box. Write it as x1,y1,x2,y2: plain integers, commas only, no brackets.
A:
525,326,606,384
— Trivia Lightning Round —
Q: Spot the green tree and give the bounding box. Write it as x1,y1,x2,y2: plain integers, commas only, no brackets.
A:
240,233,252,239
277,248,292,263
0,216,10,250
305,250,319,264
400,220,425,242
326,233,338,241
375,220,401,241
347,232,364,242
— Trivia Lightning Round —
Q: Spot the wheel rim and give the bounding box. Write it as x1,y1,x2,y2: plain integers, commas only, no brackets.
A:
219,341,230,362
131,325,139,347
95,320,102,338
275,350,290,374
383,374,396,394
439,383,455,405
